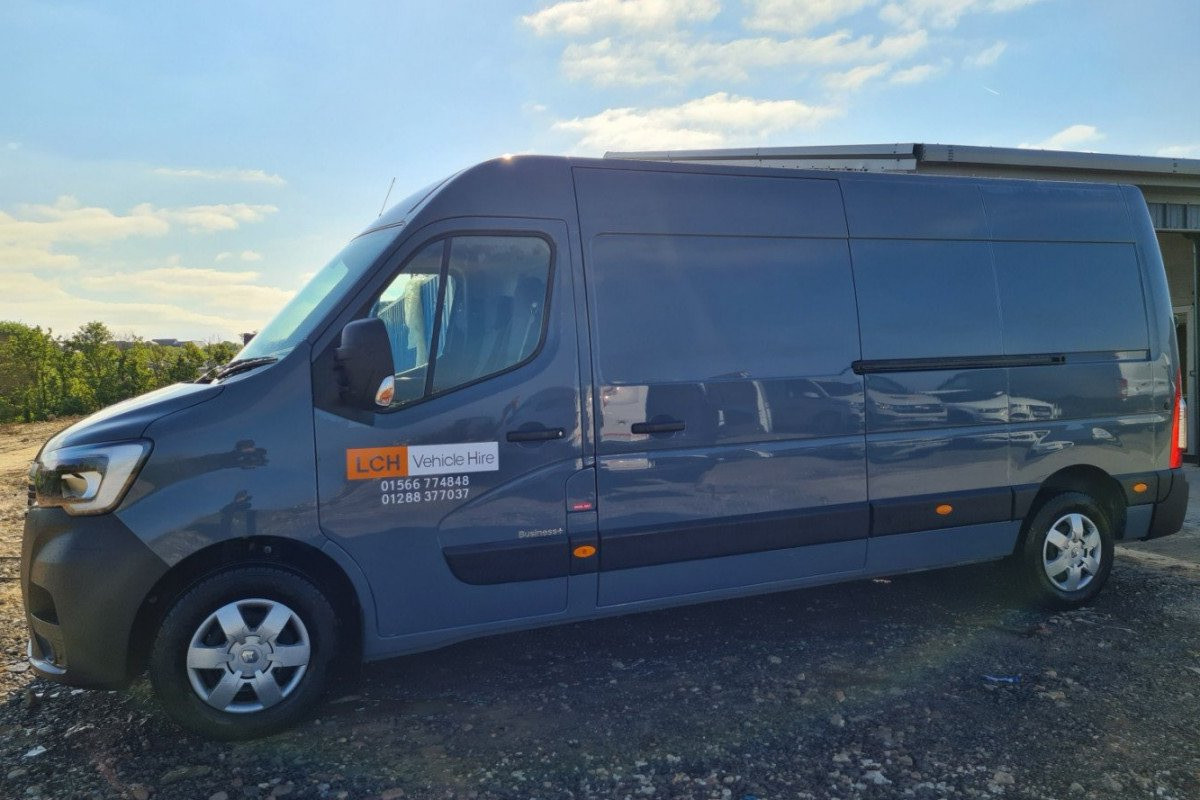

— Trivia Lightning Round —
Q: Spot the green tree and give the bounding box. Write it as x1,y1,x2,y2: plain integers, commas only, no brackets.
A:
166,342,210,383
0,320,242,422
203,340,239,367
0,322,58,421
66,322,122,409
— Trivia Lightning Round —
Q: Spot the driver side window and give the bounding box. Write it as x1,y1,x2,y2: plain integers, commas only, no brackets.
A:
371,241,444,406
371,234,551,409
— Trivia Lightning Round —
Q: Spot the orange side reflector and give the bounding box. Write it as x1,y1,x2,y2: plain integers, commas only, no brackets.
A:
573,545,597,559
1133,482,1148,494
935,504,953,516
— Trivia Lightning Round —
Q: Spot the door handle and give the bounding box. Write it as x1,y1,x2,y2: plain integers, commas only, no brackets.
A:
631,420,686,434
506,427,566,443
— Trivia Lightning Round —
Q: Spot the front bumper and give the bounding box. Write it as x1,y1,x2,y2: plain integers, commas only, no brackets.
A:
21,507,168,688
1145,468,1189,540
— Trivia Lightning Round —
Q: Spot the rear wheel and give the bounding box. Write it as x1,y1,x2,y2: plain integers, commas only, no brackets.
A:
1018,491,1115,609
149,567,337,740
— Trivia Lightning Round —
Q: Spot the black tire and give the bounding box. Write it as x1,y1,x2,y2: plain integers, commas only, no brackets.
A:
149,566,337,740
1017,491,1115,610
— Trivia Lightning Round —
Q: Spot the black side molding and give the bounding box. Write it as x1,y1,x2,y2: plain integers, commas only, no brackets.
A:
1012,484,1040,520
443,537,568,585
871,487,1012,536
1147,469,1189,540
1118,473,1160,505
600,504,869,572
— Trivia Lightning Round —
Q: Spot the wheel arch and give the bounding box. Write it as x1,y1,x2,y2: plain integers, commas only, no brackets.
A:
1018,464,1127,552
128,536,363,682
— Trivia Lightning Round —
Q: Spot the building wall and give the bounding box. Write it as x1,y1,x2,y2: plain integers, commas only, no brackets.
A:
1160,233,1195,309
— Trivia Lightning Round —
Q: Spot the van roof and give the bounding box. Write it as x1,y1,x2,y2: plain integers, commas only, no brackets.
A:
369,154,1140,240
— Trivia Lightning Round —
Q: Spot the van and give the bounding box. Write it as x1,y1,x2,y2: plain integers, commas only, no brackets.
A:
21,156,1189,739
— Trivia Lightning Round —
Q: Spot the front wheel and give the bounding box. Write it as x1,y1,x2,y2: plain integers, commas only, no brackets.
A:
149,567,337,740
1017,491,1115,609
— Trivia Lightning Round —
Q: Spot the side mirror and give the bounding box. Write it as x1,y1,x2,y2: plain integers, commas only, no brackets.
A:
335,318,395,410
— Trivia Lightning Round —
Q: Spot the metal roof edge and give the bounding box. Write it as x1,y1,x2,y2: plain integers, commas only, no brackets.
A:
605,143,1200,178
917,144,1200,176
604,143,919,161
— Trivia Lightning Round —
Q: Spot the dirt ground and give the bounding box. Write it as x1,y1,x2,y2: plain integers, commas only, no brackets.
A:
1,420,1199,800
0,419,79,700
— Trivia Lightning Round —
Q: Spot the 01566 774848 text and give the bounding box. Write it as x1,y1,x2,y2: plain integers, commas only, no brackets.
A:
380,474,471,505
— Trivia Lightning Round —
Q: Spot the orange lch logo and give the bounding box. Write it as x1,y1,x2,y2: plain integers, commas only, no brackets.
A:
346,446,409,479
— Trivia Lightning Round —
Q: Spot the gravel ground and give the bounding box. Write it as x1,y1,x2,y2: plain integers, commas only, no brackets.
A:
2,422,1199,800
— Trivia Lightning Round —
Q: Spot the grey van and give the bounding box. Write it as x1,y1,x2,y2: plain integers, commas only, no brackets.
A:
21,156,1189,739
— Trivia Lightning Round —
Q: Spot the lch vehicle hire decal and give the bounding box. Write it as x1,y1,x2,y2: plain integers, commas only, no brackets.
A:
346,442,499,480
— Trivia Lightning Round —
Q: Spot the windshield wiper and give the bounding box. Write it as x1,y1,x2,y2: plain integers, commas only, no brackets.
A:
202,356,278,383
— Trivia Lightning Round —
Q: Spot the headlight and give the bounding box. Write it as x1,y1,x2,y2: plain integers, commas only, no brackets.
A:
30,440,151,516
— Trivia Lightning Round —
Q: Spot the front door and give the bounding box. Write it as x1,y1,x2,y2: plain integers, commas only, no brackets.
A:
313,220,583,637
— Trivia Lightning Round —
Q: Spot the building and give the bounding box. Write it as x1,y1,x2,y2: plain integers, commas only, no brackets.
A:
606,143,1200,456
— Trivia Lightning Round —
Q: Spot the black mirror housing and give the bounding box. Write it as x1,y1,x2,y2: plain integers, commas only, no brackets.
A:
335,318,394,410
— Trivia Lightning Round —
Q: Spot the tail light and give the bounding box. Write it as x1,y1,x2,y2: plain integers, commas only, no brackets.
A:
1170,369,1186,468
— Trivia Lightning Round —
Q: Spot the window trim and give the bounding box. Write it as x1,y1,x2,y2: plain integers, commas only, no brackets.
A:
367,230,557,414
422,238,452,396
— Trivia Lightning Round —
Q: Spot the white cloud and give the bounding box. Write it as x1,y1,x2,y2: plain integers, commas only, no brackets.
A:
988,0,1041,9
154,166,286,186
1019,124,1105,151
553,92,841,153
964,40,1006,67
561,28,928,86
825,62,891,91
2,271,277,341
4,142,19,151
880,0,1044,31
0,196,277,272
522,0,719,36
156,203,278,233
889,62,940,83
1157,144,1200,159
216,250,265,263
0,197,168,270
0,245,80,270
744,0,878,34
1,196,168,247
79,267,293,317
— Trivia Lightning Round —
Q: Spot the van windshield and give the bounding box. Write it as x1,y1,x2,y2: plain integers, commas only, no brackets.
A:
235,228,398,362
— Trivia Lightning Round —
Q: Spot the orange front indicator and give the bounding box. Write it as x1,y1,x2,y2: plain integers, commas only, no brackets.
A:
1133,482,1148,494
935,504,953,516
573,545,597,559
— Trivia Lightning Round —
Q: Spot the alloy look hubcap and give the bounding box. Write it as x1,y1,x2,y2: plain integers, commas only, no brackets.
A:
186,599,311,713
1042,512,1102,592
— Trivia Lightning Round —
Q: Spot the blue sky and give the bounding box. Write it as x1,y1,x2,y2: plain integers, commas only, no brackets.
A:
2,0,1198,341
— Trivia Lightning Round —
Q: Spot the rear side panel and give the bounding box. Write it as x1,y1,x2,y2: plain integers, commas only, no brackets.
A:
980,183,1160,489
839,173,1161,557
1122,183,1178,469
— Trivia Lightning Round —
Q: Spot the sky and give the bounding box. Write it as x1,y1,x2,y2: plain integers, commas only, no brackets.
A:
1,0,1198,342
